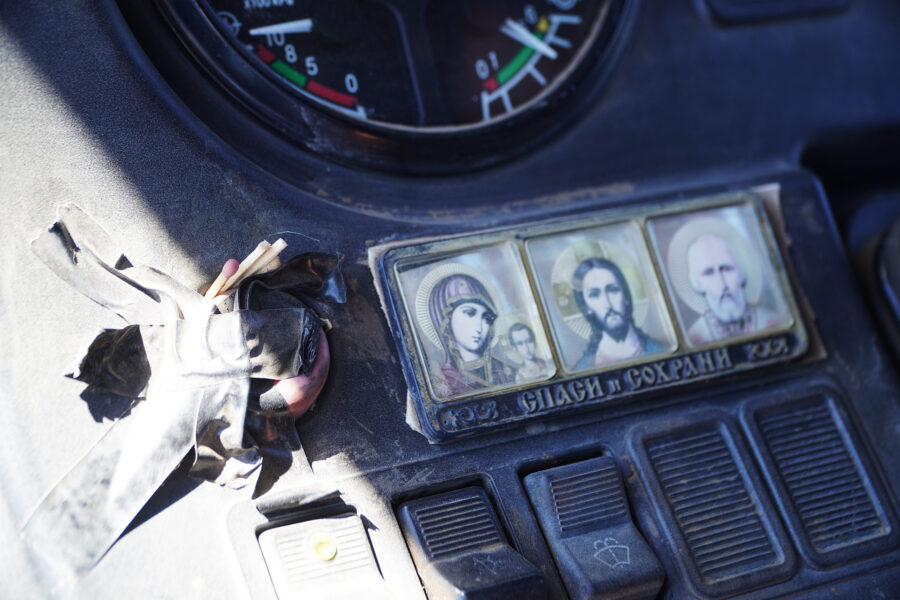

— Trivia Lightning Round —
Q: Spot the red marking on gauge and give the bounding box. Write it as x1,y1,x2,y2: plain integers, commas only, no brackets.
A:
255,45,276,64
306,80,358,108
483,77,498,92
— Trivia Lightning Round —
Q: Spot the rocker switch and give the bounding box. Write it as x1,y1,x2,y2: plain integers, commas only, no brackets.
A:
398,487,547,600
524,457,664,600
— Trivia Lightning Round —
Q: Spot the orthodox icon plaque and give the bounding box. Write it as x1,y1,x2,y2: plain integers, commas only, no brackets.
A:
376,190,810,442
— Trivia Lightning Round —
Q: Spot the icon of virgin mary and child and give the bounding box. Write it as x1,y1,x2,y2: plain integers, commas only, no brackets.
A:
418,268,517,398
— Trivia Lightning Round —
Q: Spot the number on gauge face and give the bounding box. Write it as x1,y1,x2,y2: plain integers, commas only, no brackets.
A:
206,0,610,130
209,0,420,124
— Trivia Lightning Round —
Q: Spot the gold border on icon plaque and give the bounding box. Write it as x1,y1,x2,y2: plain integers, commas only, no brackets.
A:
377,190,808,442
394,242,556,402
525,220,678,374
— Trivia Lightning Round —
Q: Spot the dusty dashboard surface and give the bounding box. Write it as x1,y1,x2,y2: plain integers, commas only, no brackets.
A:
2,1,900,599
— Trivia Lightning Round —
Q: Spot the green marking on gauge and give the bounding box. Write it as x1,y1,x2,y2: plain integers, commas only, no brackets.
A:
254,44,360,110
497,31,546,85
271,60,308,88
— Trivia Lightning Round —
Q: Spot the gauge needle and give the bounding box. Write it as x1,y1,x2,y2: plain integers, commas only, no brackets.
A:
249,18,313,36
500,18,558,59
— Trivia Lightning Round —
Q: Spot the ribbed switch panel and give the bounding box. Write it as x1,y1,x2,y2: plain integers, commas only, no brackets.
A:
398,487,547,600
747,395,899,567
635,417,796,597
760,402,886,551
550,461,628,537
648,429,780,581
412,491,504,560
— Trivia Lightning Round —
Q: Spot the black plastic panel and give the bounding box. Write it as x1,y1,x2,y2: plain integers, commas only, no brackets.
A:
5,0,900,589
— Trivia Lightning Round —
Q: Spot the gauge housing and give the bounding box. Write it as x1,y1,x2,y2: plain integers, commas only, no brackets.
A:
135,0,636,174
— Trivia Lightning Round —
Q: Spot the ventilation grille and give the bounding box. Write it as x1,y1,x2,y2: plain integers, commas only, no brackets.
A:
550,461,627,536
647,428,780,583
265,517,376,585
758,401,889,554
414,493,503,559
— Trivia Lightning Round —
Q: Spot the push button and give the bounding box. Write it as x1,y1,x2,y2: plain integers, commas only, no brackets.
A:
398,487,547,600
524,457,664,600
257,514,389,600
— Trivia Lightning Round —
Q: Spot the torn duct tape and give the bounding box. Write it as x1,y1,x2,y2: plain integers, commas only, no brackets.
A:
23,204,344,580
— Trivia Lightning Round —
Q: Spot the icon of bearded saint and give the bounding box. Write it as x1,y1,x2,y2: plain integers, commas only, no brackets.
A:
548,235,669,371
415,265,516,398
666,216,783,345
572,257,665,369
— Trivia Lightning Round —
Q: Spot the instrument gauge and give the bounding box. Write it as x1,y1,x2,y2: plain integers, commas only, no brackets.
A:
427,0,612,127
201,0,625,131
143,0,633,170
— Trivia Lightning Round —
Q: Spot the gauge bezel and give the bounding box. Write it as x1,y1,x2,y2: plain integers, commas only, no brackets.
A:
151,0,636,173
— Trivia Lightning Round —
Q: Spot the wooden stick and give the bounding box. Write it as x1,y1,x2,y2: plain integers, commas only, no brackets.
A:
241,238,287,281
203,238,289,300
220,241,270,293
262,255,282,272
